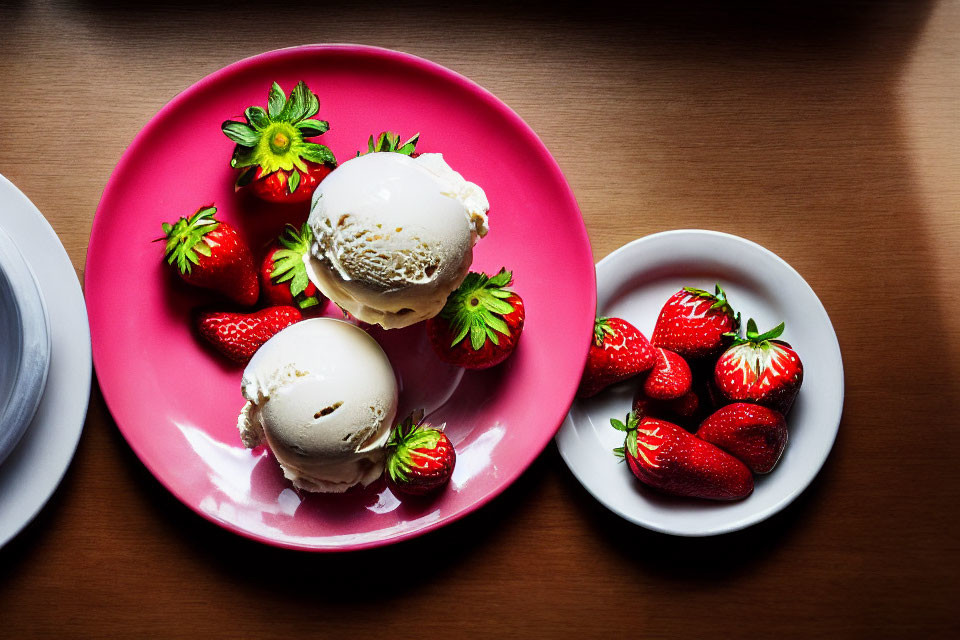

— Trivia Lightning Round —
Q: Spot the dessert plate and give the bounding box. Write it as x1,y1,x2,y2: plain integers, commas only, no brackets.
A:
556,230,843,536
86,45,595,551
0,174,91,547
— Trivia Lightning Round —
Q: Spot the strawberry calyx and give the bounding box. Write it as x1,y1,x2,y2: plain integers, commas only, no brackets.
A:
684,283,741,328
159,205,219,275
593,317,616,346
610,411,641,459
729,318,785,347
385,409,445,485
357,131,420,157
439,268,515,350
221,81,336,192
270,223,319,309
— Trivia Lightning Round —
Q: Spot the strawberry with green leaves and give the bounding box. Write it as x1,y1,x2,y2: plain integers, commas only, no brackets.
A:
159,205,258,305
221,81,336,204
426,268,524,370
577,317,657,398
385,409,456,496
358,131,420,157
612,412,753,501
196,306,302,364
714,319,804,415
260,223,324,310
652,284,740,360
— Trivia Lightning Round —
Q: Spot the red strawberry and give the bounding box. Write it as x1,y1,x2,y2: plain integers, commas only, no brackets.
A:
577,317,657,398
196,306,302,364
714,319,803,415
357,131,420,157
643,347,692,400
697,403,788,474
651,284,740,360
221,81,336,204
160,205,258,305
426,268,524,370
633,388,700,427
260,223,324,310
385,409,456,496
612,413,753,501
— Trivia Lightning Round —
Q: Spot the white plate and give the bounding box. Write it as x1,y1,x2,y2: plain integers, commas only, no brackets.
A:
556,229,843,536
0,174,91,548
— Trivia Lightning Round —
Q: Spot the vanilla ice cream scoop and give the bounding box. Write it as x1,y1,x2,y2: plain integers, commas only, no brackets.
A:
304,152,489,329
237,318,398,493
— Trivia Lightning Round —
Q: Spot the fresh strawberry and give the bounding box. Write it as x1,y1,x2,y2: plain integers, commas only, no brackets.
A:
643,347,693,400
651,284,740,360
632,388,700,427
577,317,657,398
697,403,788,474
714,319,803,415
385,409,456,496
357,131,420,157
160,205,258,305
612,412,753,501
221,81,336,204
196,306,301,364
260,223,324,310
426,268,524,370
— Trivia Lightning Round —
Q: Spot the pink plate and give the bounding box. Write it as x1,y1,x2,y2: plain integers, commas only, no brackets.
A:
86,45,595,551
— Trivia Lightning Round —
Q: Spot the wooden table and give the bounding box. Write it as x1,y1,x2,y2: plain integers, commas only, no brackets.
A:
1,1,958,636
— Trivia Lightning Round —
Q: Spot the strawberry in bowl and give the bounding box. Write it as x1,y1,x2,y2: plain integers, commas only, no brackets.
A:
260,223,324,310
426,268,524,370
221,81,336,203
385,409,456,496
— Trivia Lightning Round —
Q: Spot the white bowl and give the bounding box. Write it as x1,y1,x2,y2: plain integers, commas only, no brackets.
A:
0,224,51,467
556,230,844,536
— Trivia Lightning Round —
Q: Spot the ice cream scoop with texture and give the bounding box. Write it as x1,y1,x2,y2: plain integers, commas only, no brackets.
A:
237,318,398,493
304,152,489,329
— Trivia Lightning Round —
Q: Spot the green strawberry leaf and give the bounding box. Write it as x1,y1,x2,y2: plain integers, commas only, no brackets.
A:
267,82,285,118
221,121,259,146
245,106,270,130
288,170,301,194
298,142,336,164
296,119,329,137
440,268,518,350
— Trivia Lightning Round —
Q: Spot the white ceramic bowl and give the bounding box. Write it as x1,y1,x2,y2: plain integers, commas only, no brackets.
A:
557,230,844,536
0,224,51,467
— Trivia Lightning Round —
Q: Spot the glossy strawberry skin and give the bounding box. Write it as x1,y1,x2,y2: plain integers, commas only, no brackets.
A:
247,161,333,204
196,306,301,364
652,287,739,360
259,245,320,306
427,293,524,370
697,403,787,474
577,317,657,398
175,220,258,306
387,432,456,496
624,417,753,501
633,388,700,428
714,340,803,415
643,347,693,400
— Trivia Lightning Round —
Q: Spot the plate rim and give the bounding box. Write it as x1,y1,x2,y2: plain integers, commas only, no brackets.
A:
85,44,595,551
556,228,844,537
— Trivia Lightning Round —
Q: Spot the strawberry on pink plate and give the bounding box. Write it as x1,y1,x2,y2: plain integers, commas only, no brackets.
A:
557,230,843,536
85,45,595,551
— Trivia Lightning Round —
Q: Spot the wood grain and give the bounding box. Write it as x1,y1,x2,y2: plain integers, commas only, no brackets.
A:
1,1,958,636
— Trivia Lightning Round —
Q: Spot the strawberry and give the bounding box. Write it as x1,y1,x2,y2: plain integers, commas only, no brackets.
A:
160,205,258,305
426,268,524,370
260,223,324,310
612,413,753,501
651,284,740,360
714,319,804,415
632,388,700,427
697,403,788,474
385,409,456,496
577,317,657,398
196,306,302,364
221,81,336,204
357,131,420,157
642,347,692,400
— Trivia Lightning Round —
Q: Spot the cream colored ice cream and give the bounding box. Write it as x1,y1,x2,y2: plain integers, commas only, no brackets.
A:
237,318,398,493
304,152,489,329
